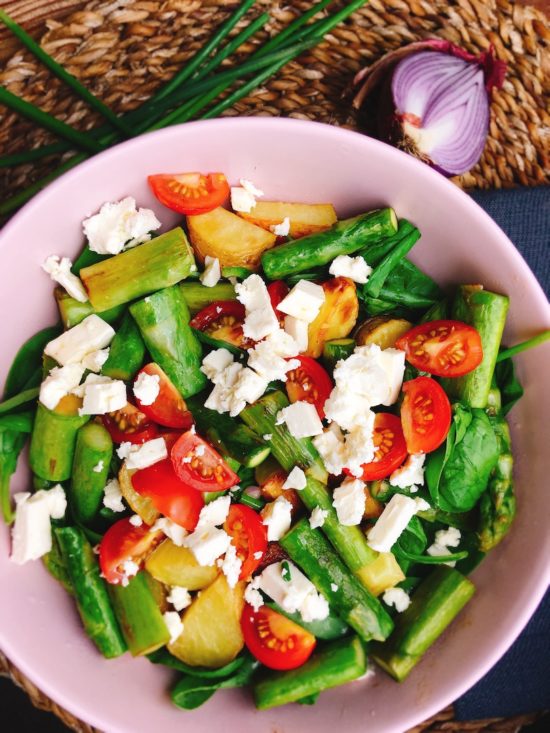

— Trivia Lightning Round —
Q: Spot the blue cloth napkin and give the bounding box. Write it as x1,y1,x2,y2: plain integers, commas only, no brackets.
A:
453,187,550,720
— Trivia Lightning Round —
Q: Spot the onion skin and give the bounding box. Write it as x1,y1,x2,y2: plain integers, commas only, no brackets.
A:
352,40,507,177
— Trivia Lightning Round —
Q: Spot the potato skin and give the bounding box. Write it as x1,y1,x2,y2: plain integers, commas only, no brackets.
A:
239,201,337,239
145,540,219,590
354,316,412,349
306,277,359,358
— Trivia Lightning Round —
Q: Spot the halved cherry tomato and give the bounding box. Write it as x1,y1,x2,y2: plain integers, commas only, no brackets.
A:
99,517,163,585
131,458,204,530
267,281,289,326
134,363,194,430
102,403,159,444
190,300,251,348
401,377,452,454
241,604,316,671
286,355,332,419
395,320,483,377
148,172,229,215
350,413,408,481
171,431,239,492
224,504,267,580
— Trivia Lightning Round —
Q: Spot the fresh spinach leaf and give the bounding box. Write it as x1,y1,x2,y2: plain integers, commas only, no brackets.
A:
394,516,428,572
378,259,442,310
0,411,34,432
425,404,499,513
0,429,28,523
148,647,246,679
494,358,524,416
297,692,320,705
3,325,60,399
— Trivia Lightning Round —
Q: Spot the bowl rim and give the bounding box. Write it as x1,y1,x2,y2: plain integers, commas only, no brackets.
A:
1,116,549,733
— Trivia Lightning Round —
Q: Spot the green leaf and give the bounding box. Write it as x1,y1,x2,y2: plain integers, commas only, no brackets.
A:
0,388,40,416
0,411,34,433
494,358,524,416
148,648,247,679
1,429,28,523
3,325,61,399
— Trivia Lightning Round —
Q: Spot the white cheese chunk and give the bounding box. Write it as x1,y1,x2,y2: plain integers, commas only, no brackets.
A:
201,348,234,381
383,587,411,612
328,255,372,284
270,217,290,237
312,426,348,476
261,496,293,541
150,517,187,546
133,371,160,406
204,362,243,415
184,526,231,566
390,453,426,492
125,437,167,470
323,386,374,431
367,494,419,553
167,586,192,612
282,466,307,491
79,377,127,415
39,363,85,410
309,506,328,529
129,514,143,527
235,274,279,340
163,611,184,644
244,576,264,612
102,478,125,513
332,344,405,408
427,526,461,567
341,419,376,478
200,255,221,288
231,367,269,410
83,197,161,255
332,478,366,526
11,486,66,564
44,315,115,366
277,401,323,439
196,495,231,529
231,186,256,213
247,334,299,383
240,178,264,198
284,315,308,352
92,460,104,473
277,280,325,323
220,543,243,589
258,561,329,622
81,348,110,373
42,255,88,302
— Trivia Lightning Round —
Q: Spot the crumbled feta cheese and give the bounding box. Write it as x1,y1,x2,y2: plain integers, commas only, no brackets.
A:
92,460,104,473
201,348,234,381
116,441,133,460
270,217,290,237
125,437,167,470
414,497,431,512
197,496,231,529
70,372,109,398
390,453,426,492
79,377,127,415
261,496,293,541
10,487,66,564
231,367,269,410
102,478,125,513
329,255,372,284
81,348,110,373
331,344,405,409
133,371,160,406
258,561,329,622
200,255,221,288
323,387,374,432
121,559,139,579
283,315,309,353
246,333,299,383
332,478,366,526
47,484,67,519
301,592,330,623
244,576,264,611
83,197,161,255
277,280,325,323
167,586,192,612
39,363,85,410
184,526,231,566
330,583,339,592
309,506,328,529
42,255,88,302
383,587,411,612
277,401,323,439
244,486,261,499
342,420,376,478
151,517,187,546
231,187,256,213
204,364,243,415
221,543,243,588
235,274,279,340
163,611,184,644
367,494,419,553
45,315,115,366
129,514,143,527
262,434,272,441
313,427,348,476
253,550,264,560
427,527,461,567
240,178,264,198
282,466,307,491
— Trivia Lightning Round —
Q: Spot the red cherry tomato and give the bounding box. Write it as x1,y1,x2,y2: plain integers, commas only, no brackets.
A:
350,413,408,481
131,458,204,530
401,377,452,454
133,363,194,430
190,300,250,348
395,320,483,377
171,431,240,493
267,281,289,326
99,517,163,585
286,355,332,419
102,403,159,445
241,604,316,671
147,172,229,215
224,504,267,581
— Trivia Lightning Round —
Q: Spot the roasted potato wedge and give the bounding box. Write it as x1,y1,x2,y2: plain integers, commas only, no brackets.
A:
306,277,359,358
355,316,412,349
356,552,405,597
187,206,276,269
118,464,159,526
239,201,337,239
145,539,219,590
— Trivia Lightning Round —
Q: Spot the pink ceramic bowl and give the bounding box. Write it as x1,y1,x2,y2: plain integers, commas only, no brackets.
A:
1,118,549,733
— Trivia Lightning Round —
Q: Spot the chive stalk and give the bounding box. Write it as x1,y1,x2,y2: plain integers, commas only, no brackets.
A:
496,331,550,362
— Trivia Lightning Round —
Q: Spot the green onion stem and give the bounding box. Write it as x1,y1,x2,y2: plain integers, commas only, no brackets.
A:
252,0,334,57
496,331,550,362
394,547,469,565
0,10,132,137
0,387,40,415
0,141,70,168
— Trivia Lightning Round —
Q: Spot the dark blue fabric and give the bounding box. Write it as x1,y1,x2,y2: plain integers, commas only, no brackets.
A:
454,186,550,720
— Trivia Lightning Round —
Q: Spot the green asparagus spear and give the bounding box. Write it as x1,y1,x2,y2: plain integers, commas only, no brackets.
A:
179,281,236,315
101,311,146,381
29,400,90,481
43,530,74,595
261,208,398,280
80,228,197,311
56,526,127,658
69,422,113,524
130,286,206,398
54,288,125,329
370,566,475,681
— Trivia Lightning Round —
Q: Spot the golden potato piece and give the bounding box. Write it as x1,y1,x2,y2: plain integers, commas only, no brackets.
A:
145,539,219,590
239,201,337,239
187,206,276,269
355,316,412,349
306,277,359,358
168,575,245,668
118,464,159,526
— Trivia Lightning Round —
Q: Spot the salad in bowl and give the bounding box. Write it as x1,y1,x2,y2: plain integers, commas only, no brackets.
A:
1,161,546,715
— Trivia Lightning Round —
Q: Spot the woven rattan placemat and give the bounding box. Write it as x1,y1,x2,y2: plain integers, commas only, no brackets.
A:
0,1,548,731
